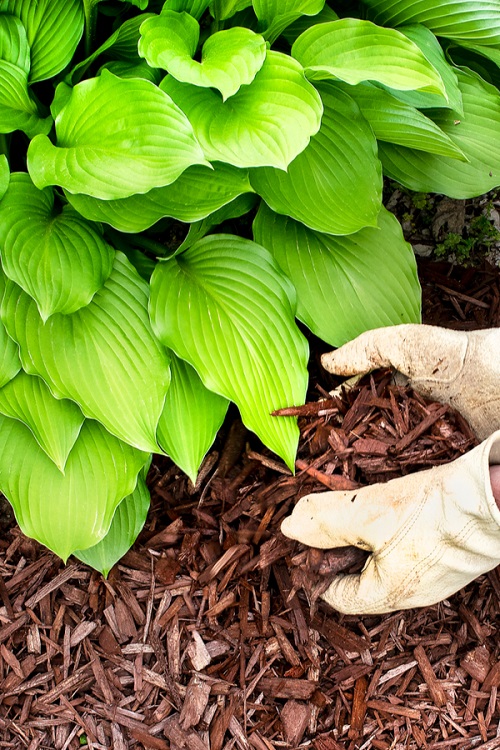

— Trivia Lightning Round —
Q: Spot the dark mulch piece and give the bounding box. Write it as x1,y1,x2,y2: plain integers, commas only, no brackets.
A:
0,258,499,749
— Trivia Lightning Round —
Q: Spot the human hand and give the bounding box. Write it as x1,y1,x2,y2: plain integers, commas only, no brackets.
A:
322,325,500,440
282,432,500,614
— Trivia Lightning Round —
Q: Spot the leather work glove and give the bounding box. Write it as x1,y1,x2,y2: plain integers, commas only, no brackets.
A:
281,324,500,614
282,432,500,614
321,324,500,441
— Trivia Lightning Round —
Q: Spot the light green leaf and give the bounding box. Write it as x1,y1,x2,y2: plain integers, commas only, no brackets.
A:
0,173,114,319
362,0,500,47
0,371,84,470
341,82,466,158
0,13,29,71
98,59,162,83
0,153,8,199
150,234,309,469
386,25,463,113
1,253,171,453
292,18,447,96
253,203,421,347
0,416,148,560
74,472,150,577
0,320,21,388
27,70,209,200
65,163,254,233
250,82,381,235
140,12,266,100
157,353,229,483
68,14,156,85
379,68,500,198
0,0,84,82
163,0,211,19
161,50,323,169
209,0,252,20
253,0,324,42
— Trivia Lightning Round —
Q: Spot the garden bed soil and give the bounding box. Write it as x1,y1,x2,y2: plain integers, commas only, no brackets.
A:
0,256,499,749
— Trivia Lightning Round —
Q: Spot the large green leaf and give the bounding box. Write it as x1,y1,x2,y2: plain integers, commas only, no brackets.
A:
0,416,148,560
149,235,309,469
250,82,381,235
253,203,421,347
0,174,114,319
282,5,338,44
0,371,84,470
98,59,162,83
252,0,324,41
65,163,254,233
386,25,463,113
0,320,20,388
140,12,266,100
27,70,208,200
341,82,466,158
0,153,8,199
74,472,150,577
157,352,229,483
292,19,446,96
1,253,171,453
379,68,500,198
0,0,84,82
362,0,500,47
0,15,52,137
161,50,323,169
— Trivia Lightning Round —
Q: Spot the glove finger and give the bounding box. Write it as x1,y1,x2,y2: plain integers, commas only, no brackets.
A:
322,570,397,615
321,326,410,377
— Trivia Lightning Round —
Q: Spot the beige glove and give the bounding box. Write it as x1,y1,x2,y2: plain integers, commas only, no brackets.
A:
322,324,500,441
282,432,500,614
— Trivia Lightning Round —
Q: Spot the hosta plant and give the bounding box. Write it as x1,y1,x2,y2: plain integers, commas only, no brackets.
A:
1,0,499,573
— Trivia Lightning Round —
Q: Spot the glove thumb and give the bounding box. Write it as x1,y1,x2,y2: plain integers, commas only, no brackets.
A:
322,569,393,615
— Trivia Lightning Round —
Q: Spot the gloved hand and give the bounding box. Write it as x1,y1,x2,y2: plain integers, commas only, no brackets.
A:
321,324,500,441
282,324,500,614
282,432,500,614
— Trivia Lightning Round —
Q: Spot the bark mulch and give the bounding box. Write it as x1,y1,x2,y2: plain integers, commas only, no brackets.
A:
0,259,500,750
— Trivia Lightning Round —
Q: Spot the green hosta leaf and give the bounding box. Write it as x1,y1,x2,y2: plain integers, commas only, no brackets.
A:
0,13,29,71
342,82,466,159
74,472,150,576
379,68,500,198
362,0,500,47
65,163,254,233
0,174,114,319
387,25,463,113
250,82,381,235
150,234,309,469
164,0,211,19
0,0,84,82
157,353,229,483
68,14,155,85
140,12,266,100
0,154,8,199
0,371,84,470
210,0,252,20
253,203,421,347
177,193,258,252
1,253,171,453
253,0,324,42
27,70,208,200
292,19,446,97
0,416,148,560
161,51,323,169
0,320,21,388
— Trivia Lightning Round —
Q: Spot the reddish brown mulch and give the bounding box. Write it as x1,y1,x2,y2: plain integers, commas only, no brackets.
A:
1,259,500,750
